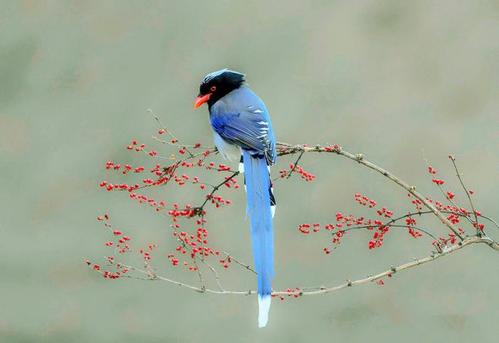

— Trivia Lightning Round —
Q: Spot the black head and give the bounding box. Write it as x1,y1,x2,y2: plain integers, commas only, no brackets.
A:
194,69,245,109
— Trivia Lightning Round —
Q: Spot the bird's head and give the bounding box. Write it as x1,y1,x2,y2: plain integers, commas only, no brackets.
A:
194,69,245,109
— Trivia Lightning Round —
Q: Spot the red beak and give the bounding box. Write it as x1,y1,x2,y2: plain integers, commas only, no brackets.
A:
194,93,211,109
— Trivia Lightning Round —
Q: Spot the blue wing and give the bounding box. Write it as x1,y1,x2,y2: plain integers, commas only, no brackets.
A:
209,87,276,164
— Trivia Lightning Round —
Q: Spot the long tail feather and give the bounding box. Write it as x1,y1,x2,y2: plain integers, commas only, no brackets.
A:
242,150,274,328
241,154,276,218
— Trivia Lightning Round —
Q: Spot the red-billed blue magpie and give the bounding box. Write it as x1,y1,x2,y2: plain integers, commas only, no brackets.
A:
194,69,276,327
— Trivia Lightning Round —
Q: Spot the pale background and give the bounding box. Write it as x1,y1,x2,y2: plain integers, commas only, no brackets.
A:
1,1,498,342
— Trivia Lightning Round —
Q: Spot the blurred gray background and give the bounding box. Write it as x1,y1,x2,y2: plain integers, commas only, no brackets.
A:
1,1,498,342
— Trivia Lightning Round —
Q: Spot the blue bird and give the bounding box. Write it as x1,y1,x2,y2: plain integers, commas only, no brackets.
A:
194,69,276,327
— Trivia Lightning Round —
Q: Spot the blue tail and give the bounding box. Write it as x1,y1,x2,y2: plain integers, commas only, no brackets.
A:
242,150,274,328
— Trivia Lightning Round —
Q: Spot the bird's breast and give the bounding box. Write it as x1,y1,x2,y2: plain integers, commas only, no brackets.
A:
212,130,241,161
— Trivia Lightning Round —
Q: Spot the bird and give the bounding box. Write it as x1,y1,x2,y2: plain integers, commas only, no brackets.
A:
194,69,277,328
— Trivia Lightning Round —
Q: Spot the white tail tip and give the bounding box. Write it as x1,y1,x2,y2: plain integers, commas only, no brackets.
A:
258,295,271,328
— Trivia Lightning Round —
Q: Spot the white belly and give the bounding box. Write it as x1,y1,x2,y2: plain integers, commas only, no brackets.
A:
213,131,241,162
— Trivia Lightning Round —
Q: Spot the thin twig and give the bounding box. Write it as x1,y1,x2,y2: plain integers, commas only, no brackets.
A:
199,258,225,291
286,150,304,179
448,155,480,232
222,251,256,274
193,171,240,215
192,258,205,292
479,214,499,230
342,224,438,241
148,109,195,156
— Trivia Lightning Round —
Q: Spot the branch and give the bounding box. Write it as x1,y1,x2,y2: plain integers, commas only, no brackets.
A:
92,126,498,301
276,143,464,240
121,236,497,296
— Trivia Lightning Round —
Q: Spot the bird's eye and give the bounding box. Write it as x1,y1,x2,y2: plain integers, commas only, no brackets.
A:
210,85,217,92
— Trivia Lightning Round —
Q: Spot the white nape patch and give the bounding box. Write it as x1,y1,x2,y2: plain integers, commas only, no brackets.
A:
271,205,276,218
253,109,263,114
258,295,271,328
203,68,228,83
